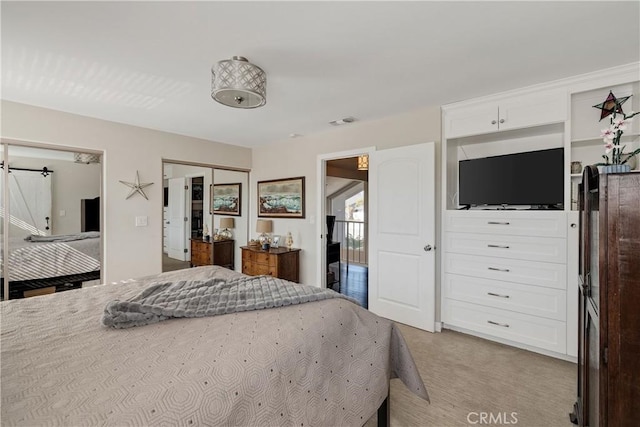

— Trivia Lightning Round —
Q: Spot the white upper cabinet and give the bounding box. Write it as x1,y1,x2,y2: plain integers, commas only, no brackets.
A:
499,90,567,132
444,104,499,138
444,90,567,139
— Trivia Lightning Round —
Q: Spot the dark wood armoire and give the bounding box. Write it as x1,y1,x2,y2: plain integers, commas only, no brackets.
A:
571,166,640,427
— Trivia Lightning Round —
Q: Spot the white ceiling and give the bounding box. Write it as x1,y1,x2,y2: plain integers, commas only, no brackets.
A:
2,1,639,148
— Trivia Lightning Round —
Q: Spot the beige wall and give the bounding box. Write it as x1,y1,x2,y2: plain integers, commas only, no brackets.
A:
1,100,251,283
250,106,442,286
1,100,440,288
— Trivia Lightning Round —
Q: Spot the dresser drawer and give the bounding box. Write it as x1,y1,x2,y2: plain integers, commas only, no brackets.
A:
444,232,566,264
445,253,566,290
445,211,566,238
254,252,270,265
444,299,566,353
252,263,272,276
444,274,566,321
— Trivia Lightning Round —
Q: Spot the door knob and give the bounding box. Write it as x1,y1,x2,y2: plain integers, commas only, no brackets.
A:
424,245,433,252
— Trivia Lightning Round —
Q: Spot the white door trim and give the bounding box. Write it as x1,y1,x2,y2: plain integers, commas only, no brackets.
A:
316,147,376,289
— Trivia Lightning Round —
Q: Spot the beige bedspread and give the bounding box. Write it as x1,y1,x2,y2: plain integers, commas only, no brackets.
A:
1,266,428,426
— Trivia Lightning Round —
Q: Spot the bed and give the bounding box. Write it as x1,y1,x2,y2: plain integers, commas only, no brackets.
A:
0,266,428,426
1,232,101,299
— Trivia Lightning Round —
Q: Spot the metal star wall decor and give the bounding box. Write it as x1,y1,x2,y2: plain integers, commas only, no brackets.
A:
593,90,631,121
120,171,153,200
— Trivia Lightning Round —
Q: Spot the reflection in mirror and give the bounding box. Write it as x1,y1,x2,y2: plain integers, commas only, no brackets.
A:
1,144,5,299
162,162,212,272
161,162,249,274
213,169,249,273
2,145,102,300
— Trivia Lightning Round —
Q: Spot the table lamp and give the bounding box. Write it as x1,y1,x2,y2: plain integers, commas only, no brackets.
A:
256,219,273,248
219,217,235,239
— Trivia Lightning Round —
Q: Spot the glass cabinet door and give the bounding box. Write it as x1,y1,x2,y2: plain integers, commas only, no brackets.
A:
586,170,600,313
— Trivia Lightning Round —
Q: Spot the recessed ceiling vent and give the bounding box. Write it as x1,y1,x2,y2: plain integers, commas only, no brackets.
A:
329,117,356,126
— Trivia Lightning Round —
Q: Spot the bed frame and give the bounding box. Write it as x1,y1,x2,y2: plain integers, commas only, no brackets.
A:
378,395,390,427
1,270,100,300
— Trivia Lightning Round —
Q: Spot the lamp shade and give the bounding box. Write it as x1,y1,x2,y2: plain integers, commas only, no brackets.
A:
211,56,266,109
219,217,235,229
256,219,273,233
357,154,369,171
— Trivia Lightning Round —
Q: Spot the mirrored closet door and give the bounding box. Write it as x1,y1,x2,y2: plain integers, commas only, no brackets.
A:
162,161,248,274
1,143,102,300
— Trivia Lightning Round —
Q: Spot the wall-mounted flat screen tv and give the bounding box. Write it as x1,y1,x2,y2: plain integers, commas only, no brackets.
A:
458,147,564,208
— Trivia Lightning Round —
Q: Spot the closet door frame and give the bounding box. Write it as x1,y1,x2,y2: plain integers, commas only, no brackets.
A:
1,139,104,300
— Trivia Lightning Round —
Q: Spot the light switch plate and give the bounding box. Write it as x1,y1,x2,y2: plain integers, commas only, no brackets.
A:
135,216,148,227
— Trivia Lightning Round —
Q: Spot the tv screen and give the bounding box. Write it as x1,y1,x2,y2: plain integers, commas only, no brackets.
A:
458,148,564,207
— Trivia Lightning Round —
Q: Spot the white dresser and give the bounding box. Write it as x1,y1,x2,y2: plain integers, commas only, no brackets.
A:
442,210,568,355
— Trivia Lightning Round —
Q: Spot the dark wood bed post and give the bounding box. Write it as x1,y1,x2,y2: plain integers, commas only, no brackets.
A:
377,391,390,427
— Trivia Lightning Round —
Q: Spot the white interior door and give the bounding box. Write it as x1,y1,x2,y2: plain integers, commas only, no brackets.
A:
8,170,53,236
368,142,436,331
167,177,187,261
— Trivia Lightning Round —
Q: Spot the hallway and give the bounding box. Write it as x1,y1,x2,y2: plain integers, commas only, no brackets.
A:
329,263,368,309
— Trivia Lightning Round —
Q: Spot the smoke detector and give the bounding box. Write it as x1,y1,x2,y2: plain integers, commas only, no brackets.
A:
329,117,356,126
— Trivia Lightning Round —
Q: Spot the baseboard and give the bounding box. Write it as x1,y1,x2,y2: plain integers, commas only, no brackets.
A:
443,323,577,363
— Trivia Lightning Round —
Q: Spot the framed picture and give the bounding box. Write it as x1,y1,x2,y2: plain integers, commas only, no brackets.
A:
211,183,242,216
257,176,305,218
271,235,280,248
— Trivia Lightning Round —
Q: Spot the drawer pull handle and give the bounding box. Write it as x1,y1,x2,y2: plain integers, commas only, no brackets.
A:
488,320,509,328
487,244,510,249
487,221,510,225
488,267,510,272
488,292,510,298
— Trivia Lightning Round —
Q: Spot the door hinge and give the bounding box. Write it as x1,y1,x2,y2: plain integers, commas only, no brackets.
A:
603,347,608,365
184,185,188,190
184,248,188,253
184,217,188,222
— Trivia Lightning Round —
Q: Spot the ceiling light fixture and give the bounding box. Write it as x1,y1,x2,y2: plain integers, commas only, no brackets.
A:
357,154,369,171
329,117,356,126
74,152,101,164
211,56,266,109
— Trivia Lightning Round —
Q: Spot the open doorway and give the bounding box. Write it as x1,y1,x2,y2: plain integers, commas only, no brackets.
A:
323,155,369,308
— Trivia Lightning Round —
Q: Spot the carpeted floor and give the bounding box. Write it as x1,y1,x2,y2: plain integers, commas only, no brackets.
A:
366,325,576,427
162,253,191,272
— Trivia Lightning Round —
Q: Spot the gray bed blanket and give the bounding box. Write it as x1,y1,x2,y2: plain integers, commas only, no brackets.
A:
102,275,353,329
24,231,100,242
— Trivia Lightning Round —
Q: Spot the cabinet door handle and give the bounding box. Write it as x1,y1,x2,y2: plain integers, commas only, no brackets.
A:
499,118,505,124
487,221,510,225
487,292,510,298
487,320,510,327
491,120,497,125
488,267,510,272
487,244,510,249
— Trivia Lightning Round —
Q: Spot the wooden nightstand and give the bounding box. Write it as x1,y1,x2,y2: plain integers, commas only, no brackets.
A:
190,239,235,270
241,246,300,283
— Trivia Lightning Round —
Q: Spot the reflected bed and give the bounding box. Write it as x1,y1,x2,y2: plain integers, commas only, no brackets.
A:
1,232,101,299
